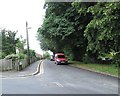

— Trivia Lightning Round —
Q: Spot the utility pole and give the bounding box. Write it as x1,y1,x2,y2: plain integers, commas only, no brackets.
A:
26,21,30,65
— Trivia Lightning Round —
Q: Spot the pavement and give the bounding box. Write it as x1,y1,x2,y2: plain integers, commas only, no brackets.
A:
0,60,42,78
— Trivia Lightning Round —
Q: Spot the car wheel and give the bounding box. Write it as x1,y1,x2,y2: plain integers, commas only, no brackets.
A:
66,62,68,65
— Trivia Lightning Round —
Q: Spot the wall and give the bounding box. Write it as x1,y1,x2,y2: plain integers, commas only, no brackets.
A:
0,59,12,71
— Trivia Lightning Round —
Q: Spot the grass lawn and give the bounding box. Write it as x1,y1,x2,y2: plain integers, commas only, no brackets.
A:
69,61,118,77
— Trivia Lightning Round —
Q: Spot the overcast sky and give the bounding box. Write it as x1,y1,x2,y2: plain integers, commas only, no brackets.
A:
0,0,46,54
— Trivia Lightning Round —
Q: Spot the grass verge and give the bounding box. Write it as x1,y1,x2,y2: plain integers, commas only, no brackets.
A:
69,61,118,77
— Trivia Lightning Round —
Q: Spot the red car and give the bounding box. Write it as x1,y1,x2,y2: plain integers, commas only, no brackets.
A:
54,53,68,65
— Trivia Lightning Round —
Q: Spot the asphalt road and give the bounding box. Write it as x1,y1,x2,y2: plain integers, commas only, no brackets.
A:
1,59,119,94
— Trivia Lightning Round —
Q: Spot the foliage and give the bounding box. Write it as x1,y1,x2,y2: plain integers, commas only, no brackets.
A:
18,53,26,59
0,29,18,58
16,35,26,53
84,2,120,60
63,47,74,61
37,2,93,61
37,15,75,52
24,49,36,58
5,54,18,61
29,49,36,58
112,52,120,67
37,2,120,65
0,51,6,59
82,53,96,64
43,51,50,59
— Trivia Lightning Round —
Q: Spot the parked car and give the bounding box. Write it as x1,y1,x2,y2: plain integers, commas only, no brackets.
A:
54,53,68,65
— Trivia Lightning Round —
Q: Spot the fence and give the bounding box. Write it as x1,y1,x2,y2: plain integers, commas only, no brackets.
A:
14,59,28,71
0,58,37,71
20,59,28,69
0,59,12,71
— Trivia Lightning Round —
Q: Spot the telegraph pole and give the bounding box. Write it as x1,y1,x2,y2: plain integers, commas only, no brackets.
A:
26,21,30,65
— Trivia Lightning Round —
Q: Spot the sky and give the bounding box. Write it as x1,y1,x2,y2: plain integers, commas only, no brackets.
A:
0,0,46,55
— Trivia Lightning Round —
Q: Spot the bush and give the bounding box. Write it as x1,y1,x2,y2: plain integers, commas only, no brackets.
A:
82,53,96,64
0,51,6,59
5,54,19,61
67,54,74,61
43,52,50,59
18,53,26,59
112,52,120,67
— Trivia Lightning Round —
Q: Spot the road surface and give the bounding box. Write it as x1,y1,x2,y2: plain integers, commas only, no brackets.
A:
1,59,119,95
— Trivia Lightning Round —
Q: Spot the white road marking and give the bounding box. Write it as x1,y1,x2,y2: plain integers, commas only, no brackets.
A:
53,82,64,87
32,60,42,75
40,62,44,74
35,62,44,76
1,76,27,79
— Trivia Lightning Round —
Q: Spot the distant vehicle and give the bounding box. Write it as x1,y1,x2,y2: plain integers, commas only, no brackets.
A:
54,53,68,65
50,55,54,61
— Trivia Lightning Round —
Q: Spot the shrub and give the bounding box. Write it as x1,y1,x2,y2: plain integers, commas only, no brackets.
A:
18,53,26,59
112,52,120,67
0,51,6,59
82,53,97,64
5,54,18,61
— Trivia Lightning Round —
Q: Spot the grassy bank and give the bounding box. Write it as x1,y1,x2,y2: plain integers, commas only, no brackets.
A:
69,61,118,77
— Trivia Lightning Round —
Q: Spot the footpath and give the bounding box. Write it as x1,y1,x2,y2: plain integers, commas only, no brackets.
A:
0,60,42,78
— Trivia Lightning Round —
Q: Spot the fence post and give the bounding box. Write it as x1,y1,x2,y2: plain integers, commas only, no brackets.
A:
10,59,12,70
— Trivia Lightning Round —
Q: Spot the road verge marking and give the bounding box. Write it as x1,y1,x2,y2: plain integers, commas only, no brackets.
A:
32,60,43,76
39,62,44,75
34,60,44,76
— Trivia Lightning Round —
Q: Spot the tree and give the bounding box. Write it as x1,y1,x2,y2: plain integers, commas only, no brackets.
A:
64,2,95,60
0,29,18,58
37,2,96,61
37,2,120,64
43,51,50,59
37,2,75,54
84,2,120,62
24,49,36,58
16,35,26,53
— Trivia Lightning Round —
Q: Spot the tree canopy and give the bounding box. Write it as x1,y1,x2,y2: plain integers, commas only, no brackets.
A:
0,29,18,58
37,2,120,64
